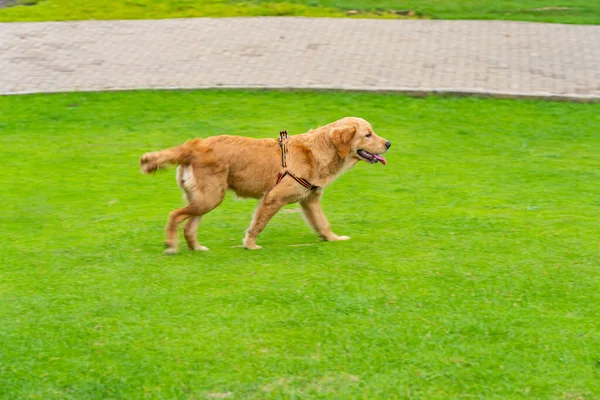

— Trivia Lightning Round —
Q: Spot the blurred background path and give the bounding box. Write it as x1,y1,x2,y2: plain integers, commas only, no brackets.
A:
1,18,599,99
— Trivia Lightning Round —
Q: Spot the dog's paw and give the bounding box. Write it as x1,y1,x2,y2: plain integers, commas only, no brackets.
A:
327,234,351,241
243,236,262,250
164,247,178,255
191,245,210,251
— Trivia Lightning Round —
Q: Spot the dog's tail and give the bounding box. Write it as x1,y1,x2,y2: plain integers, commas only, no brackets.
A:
140,140,199,174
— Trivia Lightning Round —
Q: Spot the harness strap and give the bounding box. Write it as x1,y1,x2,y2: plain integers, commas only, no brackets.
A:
279,130,288,168
277,171,318,190
277,130,318,190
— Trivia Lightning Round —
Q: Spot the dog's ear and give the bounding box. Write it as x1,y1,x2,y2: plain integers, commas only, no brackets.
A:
330,124,357,159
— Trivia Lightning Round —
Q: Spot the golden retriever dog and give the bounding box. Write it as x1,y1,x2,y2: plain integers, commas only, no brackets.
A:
140,117,391,253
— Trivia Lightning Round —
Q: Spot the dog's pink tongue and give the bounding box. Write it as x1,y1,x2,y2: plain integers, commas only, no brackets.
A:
374,154,387,165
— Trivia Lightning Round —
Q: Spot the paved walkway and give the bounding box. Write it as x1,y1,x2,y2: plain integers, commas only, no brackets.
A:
1,18,599,99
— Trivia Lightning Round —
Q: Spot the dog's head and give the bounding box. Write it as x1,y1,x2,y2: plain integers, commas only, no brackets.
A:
329,117,390,165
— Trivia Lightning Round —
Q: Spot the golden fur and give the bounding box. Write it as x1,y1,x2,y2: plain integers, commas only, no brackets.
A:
140,117,390,253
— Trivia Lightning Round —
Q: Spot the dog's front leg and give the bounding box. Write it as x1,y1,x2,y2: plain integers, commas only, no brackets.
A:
243,192,286,250
300,192,350,242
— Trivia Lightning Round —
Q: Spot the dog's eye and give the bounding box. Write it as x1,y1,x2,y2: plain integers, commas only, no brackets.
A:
365,133,372,138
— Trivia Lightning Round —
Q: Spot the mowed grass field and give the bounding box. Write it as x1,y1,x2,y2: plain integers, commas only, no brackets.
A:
1,90,599,398
1,0,599,24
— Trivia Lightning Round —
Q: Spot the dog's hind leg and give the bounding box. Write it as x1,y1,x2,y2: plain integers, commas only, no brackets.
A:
166,193,225,254
168,164,225,253
165,204,196,254
184,216,208,251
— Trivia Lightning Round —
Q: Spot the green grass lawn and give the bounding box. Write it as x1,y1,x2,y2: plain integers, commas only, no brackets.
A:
1,90,599,399
1,0,599,24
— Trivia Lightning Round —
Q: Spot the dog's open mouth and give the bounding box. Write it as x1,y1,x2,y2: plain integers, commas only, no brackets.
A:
357,149,387,165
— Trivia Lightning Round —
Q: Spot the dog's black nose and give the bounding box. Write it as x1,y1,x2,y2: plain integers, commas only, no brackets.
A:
385,141,391,149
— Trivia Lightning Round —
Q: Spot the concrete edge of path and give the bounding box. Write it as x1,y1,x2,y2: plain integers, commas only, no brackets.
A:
2,85,599,102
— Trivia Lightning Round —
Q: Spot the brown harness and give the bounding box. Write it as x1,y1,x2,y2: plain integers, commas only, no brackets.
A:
275,130,318,190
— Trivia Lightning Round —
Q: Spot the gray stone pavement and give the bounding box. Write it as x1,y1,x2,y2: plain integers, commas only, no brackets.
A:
1,18,599,99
